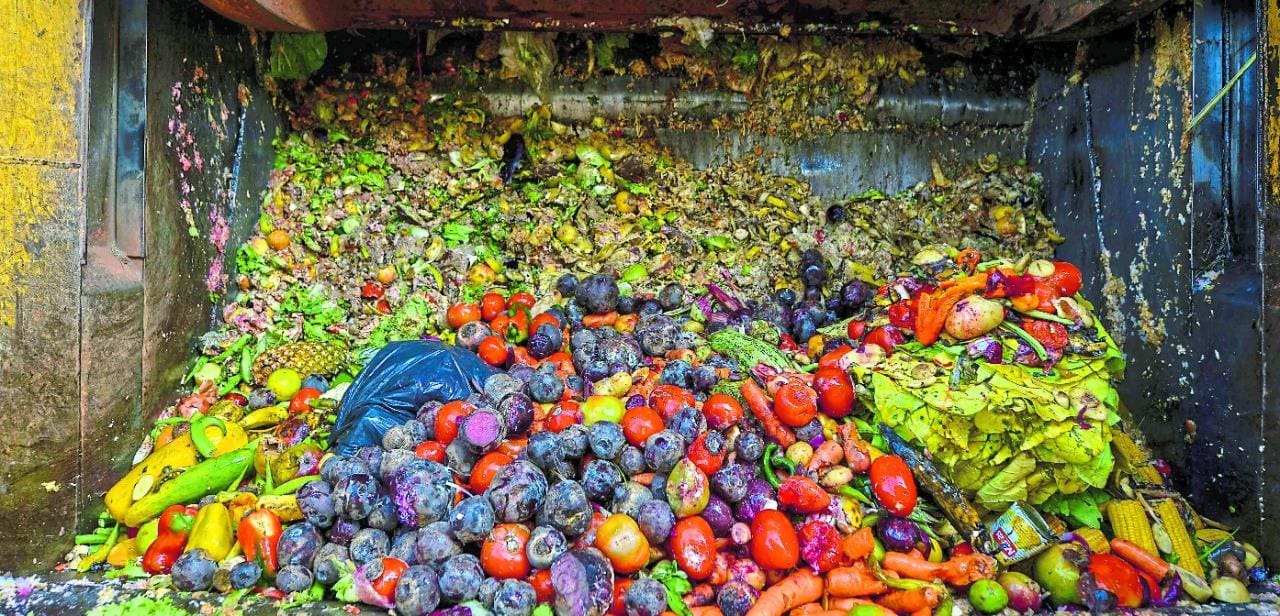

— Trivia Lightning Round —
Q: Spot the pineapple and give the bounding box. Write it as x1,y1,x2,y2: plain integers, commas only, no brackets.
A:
251,342,347,383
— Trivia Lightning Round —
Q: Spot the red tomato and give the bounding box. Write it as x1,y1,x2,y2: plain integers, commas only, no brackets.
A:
817,345,853,370
1088,553,1144,608
649,385,697,421
223,392,248,407
574,508,609,551
478,335,510,367
509,292,537,310
543,351,574,375
530,312,562,335
621,406,664,447
812,366,855,418
864,325,906,356
686,433,726,475
595,514,651,574
288,387,322,414
750,509,800,570
360,282,385,300
434,400,476,445
414,441,446,463
869,455,918,517
369,557,408,603
481,292,508,322
887,300,915,330
1046,261,1084,297
481,524,531,579
951,542,975,556
702,394,744,430
846,320,866,340
1021,320,1070,351
773,381,817,427
609,579,632,616
529,570,554,603
671,516,717,580
374,298,392,315
446,303,481,330
544,403,581,432
511,346,540,367
471,451,514,493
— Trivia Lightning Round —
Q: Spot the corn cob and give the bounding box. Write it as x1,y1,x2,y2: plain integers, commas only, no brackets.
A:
1134,465,1166,485
1071,527,1111,554
1111,430,1150,465
1155,499,1204,578
1195,528,1233,544
1042,513,1068,537
1108,499,1158,555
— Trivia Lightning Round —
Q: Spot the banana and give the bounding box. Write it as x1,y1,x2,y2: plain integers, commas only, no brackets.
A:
239,404,289,430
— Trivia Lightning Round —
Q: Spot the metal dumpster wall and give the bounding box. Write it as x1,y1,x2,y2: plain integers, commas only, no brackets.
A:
1028,0,1276,558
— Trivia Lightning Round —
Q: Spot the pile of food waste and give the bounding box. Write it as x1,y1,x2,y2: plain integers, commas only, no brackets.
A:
63,44,1273,616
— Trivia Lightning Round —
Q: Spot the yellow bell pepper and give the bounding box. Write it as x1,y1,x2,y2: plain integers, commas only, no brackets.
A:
185,503,234,561
104,421,248,523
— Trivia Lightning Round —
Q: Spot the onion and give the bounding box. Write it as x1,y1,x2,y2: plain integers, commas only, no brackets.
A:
877,516,920,552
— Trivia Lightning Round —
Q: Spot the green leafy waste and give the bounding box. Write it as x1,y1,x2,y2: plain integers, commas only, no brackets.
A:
650,560,693,616
278,284,348,343
268,32,327,80
88,596,188,616
367,295,435,349
1040,488,1111,529
861,320,1125,510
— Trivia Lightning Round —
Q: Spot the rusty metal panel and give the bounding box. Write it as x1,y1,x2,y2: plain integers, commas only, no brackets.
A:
198,0,1167,38
0,0,87,571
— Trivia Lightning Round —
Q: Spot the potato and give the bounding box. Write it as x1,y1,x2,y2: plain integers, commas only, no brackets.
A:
944,296,1004,340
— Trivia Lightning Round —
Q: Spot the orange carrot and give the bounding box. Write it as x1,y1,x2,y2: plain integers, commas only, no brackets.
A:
665,348,697,362
805,439,845,473
877,587,939,615
882,551,996,586
630,473,656,486
840,528,877,564
1111,539,1171,579
740,380,796,448
662,607,723,616
746,569,824,616
826,562,888,597
915,275,989,345
837,424,872,473
829,598,895,615
786,606,845,616
582,311,619,328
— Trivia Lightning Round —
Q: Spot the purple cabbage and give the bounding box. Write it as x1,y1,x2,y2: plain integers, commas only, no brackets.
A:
966,336,1003,364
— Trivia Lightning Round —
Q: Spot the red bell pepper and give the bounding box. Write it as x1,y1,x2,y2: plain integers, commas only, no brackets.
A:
1021,320,1070,351
141,504,197,574
238,509,282,575
1088,553,1144,608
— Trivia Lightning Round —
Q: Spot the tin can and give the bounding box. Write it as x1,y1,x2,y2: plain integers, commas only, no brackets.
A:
986,501,1055,565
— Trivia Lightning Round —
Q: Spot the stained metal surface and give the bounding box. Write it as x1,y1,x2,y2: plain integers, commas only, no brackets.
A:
198,0,1168,39
1028,0,1275,559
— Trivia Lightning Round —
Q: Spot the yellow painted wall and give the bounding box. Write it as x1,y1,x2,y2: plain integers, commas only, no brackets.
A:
0,0,84,327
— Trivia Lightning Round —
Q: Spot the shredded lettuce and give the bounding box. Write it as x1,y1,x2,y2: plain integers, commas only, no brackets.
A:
278,285,348,342
367,295,435,349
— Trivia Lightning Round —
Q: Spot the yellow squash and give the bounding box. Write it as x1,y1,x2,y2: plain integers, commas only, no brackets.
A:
104,421,248,523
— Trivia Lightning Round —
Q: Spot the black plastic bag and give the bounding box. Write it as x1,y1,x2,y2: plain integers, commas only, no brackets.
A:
331,340,499,455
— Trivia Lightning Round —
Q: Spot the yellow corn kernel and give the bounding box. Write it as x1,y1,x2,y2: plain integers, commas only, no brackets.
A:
1111,430,1150,465
1156,499,1205,579
1071,527,1111,554
1135,465,1166,486
1108,499,1158,555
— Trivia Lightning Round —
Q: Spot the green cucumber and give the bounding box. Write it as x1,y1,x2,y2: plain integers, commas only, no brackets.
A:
124,439,259,527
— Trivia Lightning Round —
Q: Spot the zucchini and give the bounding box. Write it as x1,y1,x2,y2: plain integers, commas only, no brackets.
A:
124,440,259,527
